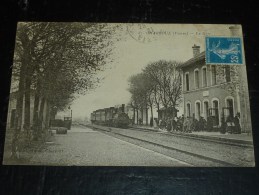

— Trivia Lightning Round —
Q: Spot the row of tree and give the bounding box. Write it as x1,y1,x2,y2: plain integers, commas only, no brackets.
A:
12,22,116,141
128,60,182,124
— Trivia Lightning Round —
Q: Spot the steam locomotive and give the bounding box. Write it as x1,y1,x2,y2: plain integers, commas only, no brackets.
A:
90,104,130,128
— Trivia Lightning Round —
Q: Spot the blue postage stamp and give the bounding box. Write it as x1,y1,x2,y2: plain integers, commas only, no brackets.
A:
205,37,243,65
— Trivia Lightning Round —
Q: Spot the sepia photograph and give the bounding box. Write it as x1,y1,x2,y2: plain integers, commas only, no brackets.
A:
2,23,255,167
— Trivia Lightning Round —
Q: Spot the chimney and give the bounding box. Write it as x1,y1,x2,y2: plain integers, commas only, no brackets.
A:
229,25,241,36
192,44,200,57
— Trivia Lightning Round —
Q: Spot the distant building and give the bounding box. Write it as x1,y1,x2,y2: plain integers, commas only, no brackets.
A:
179,26,251,132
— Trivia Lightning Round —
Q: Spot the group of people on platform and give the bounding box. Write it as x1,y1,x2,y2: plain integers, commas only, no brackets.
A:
154,112,241,134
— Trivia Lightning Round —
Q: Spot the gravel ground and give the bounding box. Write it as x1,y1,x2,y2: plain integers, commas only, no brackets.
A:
92,125,255,167
16,125,191,166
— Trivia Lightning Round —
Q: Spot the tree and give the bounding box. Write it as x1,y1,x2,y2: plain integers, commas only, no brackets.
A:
128,73,152,125
10,22,117,157
143,60,182,112
128,60,182,125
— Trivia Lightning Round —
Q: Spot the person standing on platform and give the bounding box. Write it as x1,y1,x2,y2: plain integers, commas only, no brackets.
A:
234,112,241,134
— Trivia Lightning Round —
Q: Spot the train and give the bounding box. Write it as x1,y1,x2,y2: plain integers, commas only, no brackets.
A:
90,104,131,128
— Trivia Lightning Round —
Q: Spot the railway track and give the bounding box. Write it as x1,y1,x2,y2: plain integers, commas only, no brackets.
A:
85,124,244,167
130,126,254,148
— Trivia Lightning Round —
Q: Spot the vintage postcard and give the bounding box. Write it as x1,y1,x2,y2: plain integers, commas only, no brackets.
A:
2,23,255,166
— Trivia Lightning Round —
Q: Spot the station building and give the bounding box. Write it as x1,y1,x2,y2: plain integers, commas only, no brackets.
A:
179,26,251,132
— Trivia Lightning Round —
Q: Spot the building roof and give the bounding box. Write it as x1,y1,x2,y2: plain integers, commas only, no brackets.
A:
179,51,205,68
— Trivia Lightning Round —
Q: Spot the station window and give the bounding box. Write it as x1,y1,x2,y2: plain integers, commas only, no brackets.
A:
212,100,219,125
202,67,207,87
226,98,234,118
211,65,217,85
225,66,231,82
204,101,209,120
194,70,199,89
195,102,201,120
185,73,190,91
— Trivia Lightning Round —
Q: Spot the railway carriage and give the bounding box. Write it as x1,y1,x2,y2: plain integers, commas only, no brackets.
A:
105,107,115,126
90,112,96,124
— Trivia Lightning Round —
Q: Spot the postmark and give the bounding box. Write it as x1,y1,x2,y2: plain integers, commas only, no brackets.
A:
126,23,156,43
205,37,243,65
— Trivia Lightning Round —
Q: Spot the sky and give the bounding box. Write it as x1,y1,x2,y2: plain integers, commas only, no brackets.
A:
58,24,237,120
